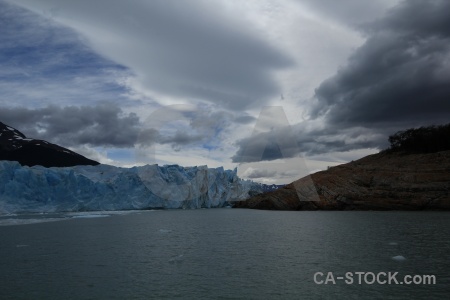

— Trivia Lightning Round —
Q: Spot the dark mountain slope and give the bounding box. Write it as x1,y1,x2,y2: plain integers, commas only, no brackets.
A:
0,121,99,167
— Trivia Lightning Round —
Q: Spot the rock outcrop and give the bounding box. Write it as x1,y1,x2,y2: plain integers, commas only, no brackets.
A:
234,150,450,210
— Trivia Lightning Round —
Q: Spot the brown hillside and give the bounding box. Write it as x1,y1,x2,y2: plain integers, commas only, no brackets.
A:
234,150,450,210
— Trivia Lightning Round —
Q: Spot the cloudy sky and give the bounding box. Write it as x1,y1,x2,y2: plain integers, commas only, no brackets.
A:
1,0,449,184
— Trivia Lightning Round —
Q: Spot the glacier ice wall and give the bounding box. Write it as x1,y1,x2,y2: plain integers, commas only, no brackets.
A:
0,161,262,213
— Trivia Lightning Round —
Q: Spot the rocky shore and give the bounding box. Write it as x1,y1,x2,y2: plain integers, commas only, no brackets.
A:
234,150,450,210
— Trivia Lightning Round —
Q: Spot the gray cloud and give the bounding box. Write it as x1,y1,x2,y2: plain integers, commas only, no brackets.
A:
232,129,298,163
242,168,277,179
230,105,386,163
0,104,244,151
310,0,450,127
232,124,386,163
136,105,242,152
243,168,300,180
294,0,395,27
11,0,293,110
0,104,141,147
0,1,130,108
233,115,256,125
158,131,205,152
369,0,450,37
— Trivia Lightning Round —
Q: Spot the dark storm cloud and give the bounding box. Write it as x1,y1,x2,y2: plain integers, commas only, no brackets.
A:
370,0,450,37
0,104,141,147
11,0,294,110
310,0,450,127
232,124,385,163
231,1,450,163
232,128,298,163
0,104,239,150
158,131,204,152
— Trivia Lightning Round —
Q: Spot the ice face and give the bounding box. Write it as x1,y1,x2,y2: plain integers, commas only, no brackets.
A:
0,161,262,213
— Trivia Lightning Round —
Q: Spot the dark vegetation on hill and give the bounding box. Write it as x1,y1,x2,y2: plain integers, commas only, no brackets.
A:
387,123,450,154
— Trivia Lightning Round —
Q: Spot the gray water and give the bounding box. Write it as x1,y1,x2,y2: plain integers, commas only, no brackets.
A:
0,209,449,299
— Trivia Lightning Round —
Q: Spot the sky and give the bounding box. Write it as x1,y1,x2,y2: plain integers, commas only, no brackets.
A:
1,0,449,184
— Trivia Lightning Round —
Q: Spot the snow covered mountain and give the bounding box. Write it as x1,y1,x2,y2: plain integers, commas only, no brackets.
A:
0,121,99,167
0,160,263,213
261,184,285,192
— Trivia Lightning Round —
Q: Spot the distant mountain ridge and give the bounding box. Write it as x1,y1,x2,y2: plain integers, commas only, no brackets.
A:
260,184,285,193
0,121,99,167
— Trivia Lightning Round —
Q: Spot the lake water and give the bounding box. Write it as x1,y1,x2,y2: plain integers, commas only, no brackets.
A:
0,209,449,299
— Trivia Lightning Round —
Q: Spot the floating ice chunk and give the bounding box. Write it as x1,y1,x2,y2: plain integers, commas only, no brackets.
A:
0,218,64,226
71,214,110,219
0,213,17,217
70,213,111,219
392,255,406,261
168,254,184,263
71,215,109,219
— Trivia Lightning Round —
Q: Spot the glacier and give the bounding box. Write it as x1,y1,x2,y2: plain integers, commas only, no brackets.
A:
0,161,263,213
